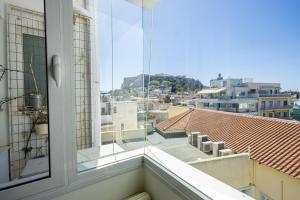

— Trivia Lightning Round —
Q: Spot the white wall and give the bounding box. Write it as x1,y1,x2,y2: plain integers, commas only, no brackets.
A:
113,101,138,131
51,167,182,200
52,168,144,200
144,168,182,200
189,154,251,190
251,160,300,200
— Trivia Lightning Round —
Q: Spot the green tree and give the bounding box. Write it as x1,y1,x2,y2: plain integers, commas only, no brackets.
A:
164,95,171,103
162,80,172,87
147,112,156,120
175,84,183,92
150,80,160,86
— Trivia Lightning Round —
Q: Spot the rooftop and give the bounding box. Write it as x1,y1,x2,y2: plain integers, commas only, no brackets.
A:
156,108,300,179
79,132,211,166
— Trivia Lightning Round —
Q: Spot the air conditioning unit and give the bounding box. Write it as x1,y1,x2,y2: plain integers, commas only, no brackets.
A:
202,141,213,153
191,132,200,147
197,135,208,150
213,141,225,157
219,149,233,156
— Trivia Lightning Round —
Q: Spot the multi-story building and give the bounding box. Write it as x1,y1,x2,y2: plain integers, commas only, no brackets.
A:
197,74,291,119
197,98,258,114
257,94,292,119
100,98,139,143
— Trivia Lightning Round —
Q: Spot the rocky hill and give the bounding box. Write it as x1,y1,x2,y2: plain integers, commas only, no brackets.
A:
121,74,203,92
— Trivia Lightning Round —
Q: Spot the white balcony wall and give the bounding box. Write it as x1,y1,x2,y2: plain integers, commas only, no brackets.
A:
52,168,144,200
51,167,182,200
144,168,181,200
189,153,251,190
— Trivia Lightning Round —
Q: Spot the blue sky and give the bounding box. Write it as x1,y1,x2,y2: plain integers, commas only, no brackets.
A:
99,0,300,91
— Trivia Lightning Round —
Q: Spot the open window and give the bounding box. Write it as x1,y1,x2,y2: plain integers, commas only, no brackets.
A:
0,0,67,196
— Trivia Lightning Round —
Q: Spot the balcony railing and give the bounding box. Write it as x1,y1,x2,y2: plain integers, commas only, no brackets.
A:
200,93,291,100
259,94,291,98
260,105,292,110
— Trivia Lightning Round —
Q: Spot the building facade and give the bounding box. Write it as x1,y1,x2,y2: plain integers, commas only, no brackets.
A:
197,75,291,119
257,95,292,119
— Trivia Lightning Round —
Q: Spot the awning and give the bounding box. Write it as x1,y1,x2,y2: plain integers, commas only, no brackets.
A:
198,88,226,95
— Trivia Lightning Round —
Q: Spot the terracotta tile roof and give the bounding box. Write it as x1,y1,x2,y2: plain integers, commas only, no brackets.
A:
156,109,300,179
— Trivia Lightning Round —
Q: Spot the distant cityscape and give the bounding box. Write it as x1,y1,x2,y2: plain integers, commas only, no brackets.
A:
101,73,300,128
99,73,300,199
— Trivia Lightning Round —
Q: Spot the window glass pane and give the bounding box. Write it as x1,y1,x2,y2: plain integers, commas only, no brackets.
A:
144,1,300,199
75,0,147,172
0,0,49,189
74,13,92,150
74,1,300,199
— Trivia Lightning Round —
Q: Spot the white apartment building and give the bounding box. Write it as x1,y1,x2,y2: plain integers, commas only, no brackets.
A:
197,74,289,118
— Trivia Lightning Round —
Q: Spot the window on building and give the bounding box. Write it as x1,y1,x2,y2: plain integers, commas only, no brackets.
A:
276,101,281,107
284,101,288,106
269,113,273,118
268,101,273,108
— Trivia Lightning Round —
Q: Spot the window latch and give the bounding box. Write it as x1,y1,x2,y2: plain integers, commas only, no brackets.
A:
51,55,61,88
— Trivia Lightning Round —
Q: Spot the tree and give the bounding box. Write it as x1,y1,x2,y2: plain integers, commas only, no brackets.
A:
162,80,172,87
175,84,183,93
164,95,171,103
147,112,155,120
150,80,160,86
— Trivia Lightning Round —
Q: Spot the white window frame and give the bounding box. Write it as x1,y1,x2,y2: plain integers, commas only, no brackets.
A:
0,0,72,198
1,1,142,198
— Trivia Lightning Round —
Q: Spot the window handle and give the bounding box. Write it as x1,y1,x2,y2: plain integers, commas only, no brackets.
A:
51,55,61,88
